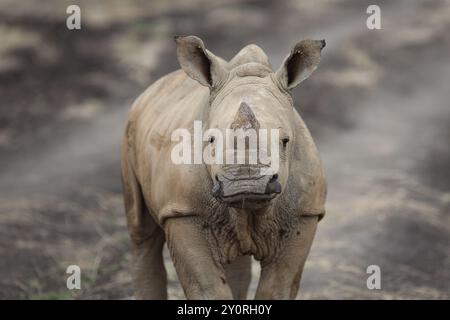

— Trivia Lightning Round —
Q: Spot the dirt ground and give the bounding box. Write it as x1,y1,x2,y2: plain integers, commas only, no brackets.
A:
0,0,449,299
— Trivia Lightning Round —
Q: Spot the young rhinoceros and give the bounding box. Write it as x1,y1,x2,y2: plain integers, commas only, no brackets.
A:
121,35,327,299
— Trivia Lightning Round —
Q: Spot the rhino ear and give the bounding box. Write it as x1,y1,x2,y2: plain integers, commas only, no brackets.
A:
276,39,326,90
174,35,228,89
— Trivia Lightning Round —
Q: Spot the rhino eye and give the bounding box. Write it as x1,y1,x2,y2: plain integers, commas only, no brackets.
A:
282,137,290,147
208,136,215,144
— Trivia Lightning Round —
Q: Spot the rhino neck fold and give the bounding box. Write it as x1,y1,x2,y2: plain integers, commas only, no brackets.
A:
229,206,274,255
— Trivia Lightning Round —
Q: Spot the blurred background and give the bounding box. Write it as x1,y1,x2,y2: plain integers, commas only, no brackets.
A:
0,0,449,299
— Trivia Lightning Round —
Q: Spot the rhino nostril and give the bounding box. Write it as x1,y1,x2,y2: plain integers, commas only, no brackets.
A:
265,178,282,195
215,174,219,181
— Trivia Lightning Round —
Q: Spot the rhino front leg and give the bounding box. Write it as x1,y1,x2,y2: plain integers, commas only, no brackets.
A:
165,216,233,299
255,216,319,299
224,255,252,299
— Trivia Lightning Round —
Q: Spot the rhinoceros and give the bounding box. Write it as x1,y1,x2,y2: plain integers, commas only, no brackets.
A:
121,35,327,299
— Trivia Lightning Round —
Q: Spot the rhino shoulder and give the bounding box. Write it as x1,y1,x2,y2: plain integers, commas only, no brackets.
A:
289,109,327,220
125,70,212,225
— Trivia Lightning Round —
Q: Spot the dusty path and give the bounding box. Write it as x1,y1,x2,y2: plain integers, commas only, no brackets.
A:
0,0,448,299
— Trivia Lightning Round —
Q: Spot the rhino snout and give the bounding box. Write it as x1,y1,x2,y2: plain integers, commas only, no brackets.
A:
211,173,282,209
265,174,282,195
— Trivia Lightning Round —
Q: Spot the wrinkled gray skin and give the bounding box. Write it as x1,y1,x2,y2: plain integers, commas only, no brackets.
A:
121,35,327,299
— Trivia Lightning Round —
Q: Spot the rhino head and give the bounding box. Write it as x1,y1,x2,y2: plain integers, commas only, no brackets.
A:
175,35,325,210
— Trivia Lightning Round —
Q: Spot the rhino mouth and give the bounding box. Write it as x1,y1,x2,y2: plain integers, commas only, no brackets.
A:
212,166,281,208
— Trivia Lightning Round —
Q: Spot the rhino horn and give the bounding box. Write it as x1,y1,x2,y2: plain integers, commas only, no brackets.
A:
230,102,260,130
